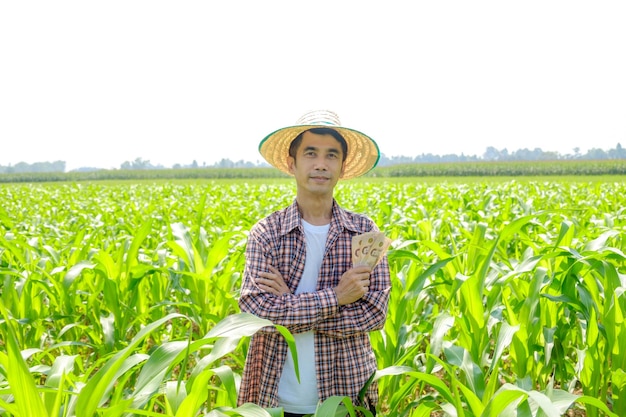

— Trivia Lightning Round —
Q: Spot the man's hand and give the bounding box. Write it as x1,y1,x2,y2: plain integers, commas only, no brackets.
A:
334,265,371,306
256,265,291,296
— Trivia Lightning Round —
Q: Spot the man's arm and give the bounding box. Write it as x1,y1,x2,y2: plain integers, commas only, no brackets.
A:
252,253,392,337
314,256,391,337
238,229,340,333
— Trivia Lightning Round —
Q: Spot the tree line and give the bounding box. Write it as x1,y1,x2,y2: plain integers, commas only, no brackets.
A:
1,143,625,174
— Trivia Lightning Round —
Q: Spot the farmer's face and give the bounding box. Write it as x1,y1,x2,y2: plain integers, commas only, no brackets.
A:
288,130,346,196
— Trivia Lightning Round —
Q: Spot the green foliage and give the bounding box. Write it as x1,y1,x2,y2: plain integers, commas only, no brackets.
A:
1,178,625,416
0,167,288,183
372,159,626,177
2,159,626,183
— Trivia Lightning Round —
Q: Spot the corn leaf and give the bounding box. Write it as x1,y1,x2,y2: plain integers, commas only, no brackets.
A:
75,313,187,417
0,303,48,417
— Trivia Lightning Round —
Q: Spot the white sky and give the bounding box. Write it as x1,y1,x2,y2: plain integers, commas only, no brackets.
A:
1,1,625,171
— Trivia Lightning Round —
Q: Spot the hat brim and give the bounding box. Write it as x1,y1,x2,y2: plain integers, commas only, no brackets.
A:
259,125,380,180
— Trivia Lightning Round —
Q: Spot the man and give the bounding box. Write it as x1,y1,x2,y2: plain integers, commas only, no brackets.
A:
237,110,391,416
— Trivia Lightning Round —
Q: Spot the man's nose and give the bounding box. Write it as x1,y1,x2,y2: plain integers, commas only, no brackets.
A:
313,157,328,170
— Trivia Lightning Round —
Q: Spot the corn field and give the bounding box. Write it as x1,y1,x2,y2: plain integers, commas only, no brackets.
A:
0,178,625,417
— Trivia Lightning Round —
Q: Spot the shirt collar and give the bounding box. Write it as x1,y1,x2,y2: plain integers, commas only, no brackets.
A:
280,199,362,236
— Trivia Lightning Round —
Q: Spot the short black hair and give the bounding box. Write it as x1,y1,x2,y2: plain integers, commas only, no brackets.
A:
288,128,348,162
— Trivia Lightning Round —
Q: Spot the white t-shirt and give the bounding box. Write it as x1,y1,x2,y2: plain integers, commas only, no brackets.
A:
277,220,330,414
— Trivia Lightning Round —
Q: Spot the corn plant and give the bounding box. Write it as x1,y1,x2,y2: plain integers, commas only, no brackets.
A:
1,179,625,416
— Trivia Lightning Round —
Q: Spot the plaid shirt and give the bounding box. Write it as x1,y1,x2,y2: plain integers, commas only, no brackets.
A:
237,199,391,410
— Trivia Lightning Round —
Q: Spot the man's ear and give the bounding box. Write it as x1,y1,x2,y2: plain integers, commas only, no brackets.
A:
339,161,346,178
287,156,296,174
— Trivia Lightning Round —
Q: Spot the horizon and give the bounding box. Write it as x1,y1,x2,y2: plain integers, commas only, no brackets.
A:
2,141,624,173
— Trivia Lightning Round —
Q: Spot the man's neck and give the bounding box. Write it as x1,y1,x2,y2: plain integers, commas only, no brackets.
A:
296,194,333,226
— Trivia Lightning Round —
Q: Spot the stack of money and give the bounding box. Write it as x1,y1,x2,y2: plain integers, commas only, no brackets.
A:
351,231,391,269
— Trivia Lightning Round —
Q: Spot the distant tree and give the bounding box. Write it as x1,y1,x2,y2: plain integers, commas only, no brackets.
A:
5,142,626,176
608,143,626,159
1,160,66,173
510,148,544,161
216,159,233,168
72,166,102,173
544,151,560,160
483,146,501,161
584,148,608,160
120,158,152,170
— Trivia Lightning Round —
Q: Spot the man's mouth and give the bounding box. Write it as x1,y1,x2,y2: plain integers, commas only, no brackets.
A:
310,175,330,180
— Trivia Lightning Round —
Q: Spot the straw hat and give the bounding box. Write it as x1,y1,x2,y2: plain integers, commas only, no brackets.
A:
259,110,380,180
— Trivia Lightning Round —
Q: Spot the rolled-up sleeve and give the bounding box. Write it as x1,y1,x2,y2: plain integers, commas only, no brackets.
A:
315,255,391,337
238,215,341,333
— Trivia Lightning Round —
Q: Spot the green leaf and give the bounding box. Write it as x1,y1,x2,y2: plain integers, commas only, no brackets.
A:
489,321,519,375
164,380,187,415
206,312,274,338
125,217,153,273
314,396,359,417
43,355,76,414
443,343,485,399
481,387,527,417
62,261,95,290
169,222,201,273
526,389,561,417
574,395,619,417
75,313,187,417
130,340,191,409
583,230,620,252
430,312,454,357
206,403,278,417
0,303,49,417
